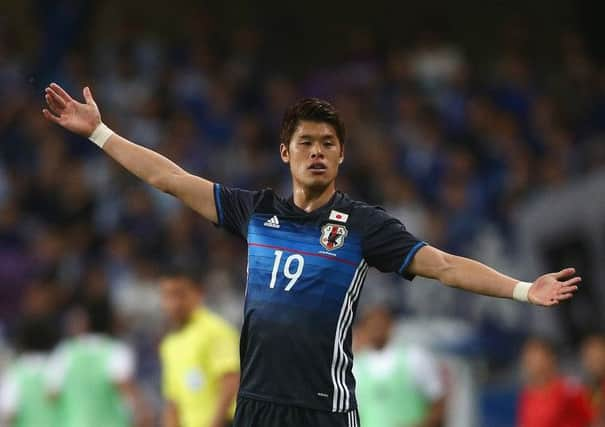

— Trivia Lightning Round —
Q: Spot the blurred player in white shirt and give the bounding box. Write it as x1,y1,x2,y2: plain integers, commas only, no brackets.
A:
47,305,148,427
0,317,58,427
354,305,445,427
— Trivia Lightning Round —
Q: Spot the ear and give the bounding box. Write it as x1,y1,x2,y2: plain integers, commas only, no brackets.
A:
280,143,290,164
338,144,345,165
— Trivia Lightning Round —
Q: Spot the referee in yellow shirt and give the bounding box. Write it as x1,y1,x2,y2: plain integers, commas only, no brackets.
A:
159,270,240,427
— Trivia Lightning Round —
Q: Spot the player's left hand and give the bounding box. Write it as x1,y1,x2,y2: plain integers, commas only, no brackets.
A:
528,267,581,306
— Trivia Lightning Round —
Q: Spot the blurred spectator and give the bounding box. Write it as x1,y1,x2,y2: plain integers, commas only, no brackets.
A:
353,305,446,427
581,333,605,427
159,269,239,427
0,317,57,427
46,305,148,427
517,337,593,427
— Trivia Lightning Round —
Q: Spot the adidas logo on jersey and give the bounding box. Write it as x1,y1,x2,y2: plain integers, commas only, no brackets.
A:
263,216,280,229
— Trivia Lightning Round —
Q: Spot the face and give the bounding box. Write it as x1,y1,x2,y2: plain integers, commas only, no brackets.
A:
280,121,344,192
521,341,556,384
361,307,393,350
65,308,88,337
160,277,201,326
581,337,605,379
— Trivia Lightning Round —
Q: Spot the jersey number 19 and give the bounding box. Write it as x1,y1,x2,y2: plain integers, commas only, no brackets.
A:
269,250,305,291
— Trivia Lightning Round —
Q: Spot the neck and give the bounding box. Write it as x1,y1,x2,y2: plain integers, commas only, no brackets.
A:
530,371,556,387
292,182,336,213
174,308,198,329
371,341,388,351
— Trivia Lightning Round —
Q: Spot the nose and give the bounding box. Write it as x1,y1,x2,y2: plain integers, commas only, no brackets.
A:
310,142,324,158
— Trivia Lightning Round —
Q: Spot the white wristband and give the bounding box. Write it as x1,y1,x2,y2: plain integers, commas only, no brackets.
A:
88,123,113,148
513,281,533,303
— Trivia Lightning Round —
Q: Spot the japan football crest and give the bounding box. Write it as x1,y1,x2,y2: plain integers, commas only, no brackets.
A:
320,223,348,251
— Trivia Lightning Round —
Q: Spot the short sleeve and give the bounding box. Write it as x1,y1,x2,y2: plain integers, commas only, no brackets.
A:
563,380,594,425
362,207,426,280
46,344,69,394
207,323,240,379
108,341,135,383
159,341,178,401
214,184,264,239
0,371,18,417
406,347,445,400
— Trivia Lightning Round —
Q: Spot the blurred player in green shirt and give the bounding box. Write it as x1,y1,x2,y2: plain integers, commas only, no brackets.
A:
46,305,141,427
0,317,58,427
354,305,446,427
159,270,240,427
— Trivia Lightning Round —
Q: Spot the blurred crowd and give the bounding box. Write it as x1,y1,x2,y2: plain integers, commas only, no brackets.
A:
1,2,605,425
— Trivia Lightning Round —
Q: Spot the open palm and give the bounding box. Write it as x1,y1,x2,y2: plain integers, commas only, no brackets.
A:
42,83,101,137
528,267,581,306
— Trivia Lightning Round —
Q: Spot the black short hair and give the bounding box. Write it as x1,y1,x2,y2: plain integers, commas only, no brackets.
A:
280,98,345,147
582,330,605,344
358,302,395,322
84,299,114,335
524,335,559,357
159,263,204,290
16,316,59,353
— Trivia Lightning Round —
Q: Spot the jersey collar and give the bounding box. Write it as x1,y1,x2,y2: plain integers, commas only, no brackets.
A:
286,191,342,216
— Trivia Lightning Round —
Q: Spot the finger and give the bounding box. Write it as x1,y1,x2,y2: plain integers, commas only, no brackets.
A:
45,87,66,108
82,86,96,106
45,94,63,116
49,82,73,103
554,267,576,279
561,276,582,287
558,284,579,294
45,92,69,115
42,108,62,124
555,293,575,301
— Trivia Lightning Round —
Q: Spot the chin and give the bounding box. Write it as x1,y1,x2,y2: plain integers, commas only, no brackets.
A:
305,178,333,192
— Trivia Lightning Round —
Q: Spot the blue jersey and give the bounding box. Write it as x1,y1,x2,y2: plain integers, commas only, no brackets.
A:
214,184,426,412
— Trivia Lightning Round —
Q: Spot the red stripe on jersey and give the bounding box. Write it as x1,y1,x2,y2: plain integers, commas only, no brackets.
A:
248,242,358,266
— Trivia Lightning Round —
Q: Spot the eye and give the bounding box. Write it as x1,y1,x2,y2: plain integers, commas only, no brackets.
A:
300,140,311,146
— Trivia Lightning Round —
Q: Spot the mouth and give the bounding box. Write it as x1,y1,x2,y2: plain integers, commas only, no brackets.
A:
308,162,327,174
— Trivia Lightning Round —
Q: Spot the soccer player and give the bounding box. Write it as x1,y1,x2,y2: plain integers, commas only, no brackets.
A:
517,337,593,427
159,270,240,427
0,318,58,427
580,333,605,425
42,83,581,427
46,305,139,427
354,305,445,427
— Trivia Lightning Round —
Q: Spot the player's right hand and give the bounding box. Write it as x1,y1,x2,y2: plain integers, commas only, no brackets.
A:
42,83,101,138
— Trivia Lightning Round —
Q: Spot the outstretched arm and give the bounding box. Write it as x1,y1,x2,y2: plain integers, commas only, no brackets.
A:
42,83,217,223
408,245,580,306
